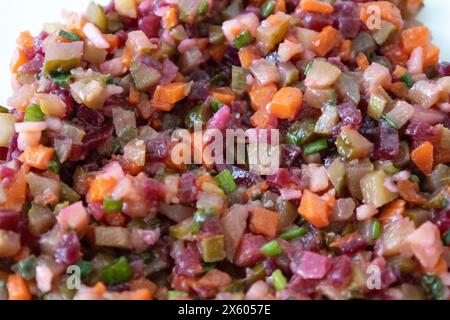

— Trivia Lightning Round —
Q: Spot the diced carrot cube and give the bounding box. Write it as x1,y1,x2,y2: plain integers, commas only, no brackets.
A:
7,274,31,300
423,44,440,69
298,189,330,228
87,175,117,203
411,141,434,175
269,87,303,119
311,26,340,57
401,26,429,54
210,87,235,105
250,207,280,238
249,83,278,111
300,0,334,15
19,145,54,170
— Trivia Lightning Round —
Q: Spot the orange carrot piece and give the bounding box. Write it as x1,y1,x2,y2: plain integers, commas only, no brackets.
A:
250,109,276,129
423,44,440,69
401,26,430,54
7,274,31,300
356,52,369,70
275,0,286,13
422,257,447,275
105,34,119,53
269,87,303,119
121,47,133,70
379,199,406,224
300,0,334,15
393,65,408,79
10,48,30,73
128,288,152,300
87,176,117,203
154,82,191,104
208,42,227,63
19,145,54,170
339,39,352,62
210,87,235,105
411,141,434,175
359,1,404,30
238,46,260,69
16,31,34,49
163,5,179,30
298,190,330,228
312,26,340,57
397,180,427,205
249,83,278,111
250,207,280,238
129,86,140,105
0,167,27,212
390,82,409,99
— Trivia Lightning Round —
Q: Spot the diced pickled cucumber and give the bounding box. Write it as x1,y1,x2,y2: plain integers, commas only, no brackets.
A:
130,60,162,91
336,126,373,160
304,88,337,109
70,79,107,109
0,114,16,147
327,158,346,196
256,12,291,54
86,1,108,33
368,93,386,120
43,42,84,74
185,104,212,129
371,20,396,46
315,104,339,135
27,204,55,237
199,235,226,263
285,118,317,146
360,170,398,208
345,159,374,200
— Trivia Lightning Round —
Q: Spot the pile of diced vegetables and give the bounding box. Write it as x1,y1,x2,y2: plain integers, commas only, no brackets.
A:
0,0,449,300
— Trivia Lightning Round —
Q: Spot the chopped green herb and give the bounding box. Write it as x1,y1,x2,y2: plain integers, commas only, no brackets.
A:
102,257,133,285
280,226,308,240
304,61,313,75
167,290,188,300
58,30,81,41
234,29,255,49
260,240,283,257
401,73,415,88
421,274,445,300
197,0,209,15
24,104,45,122
271,269,287,291
303,138,328,155
371,220,381,240
50,72,74,87
210,98,224,112
443,230,450,246
261,0,276,18
409,175,420,184
215,169,237,193
120,127,137,142
210,72,228,85
103,198,123,214
77,260,94,278
48,158,61,173
381,115,398,129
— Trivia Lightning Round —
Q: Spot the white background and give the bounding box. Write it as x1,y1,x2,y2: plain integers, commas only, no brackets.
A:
0,0,447,105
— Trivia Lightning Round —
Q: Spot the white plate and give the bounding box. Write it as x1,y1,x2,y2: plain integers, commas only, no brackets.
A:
0,0,448,105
